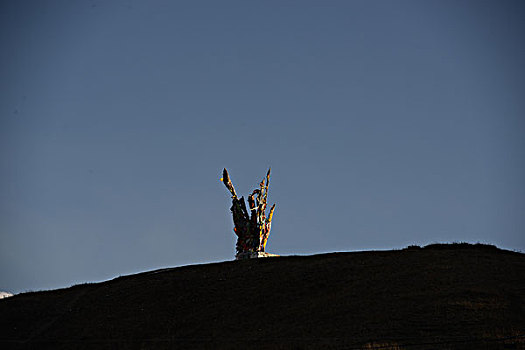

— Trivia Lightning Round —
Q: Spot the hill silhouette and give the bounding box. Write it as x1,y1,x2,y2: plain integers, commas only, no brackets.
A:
1,243,524,349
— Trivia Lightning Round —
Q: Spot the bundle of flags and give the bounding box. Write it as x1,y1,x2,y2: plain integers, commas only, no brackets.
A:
222,168,276,259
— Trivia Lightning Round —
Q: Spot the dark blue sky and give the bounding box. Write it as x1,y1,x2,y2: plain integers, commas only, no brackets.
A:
1,0,524,294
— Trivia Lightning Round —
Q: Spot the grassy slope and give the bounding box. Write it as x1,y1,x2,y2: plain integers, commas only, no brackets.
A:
1,244,524,349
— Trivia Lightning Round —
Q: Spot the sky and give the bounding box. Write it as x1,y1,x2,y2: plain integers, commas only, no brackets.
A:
1,0,524,294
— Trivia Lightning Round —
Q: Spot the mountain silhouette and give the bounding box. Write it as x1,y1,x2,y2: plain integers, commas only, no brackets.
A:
1,243,524,349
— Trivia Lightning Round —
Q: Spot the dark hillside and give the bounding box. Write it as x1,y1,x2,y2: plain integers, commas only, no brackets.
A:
1,244,524,349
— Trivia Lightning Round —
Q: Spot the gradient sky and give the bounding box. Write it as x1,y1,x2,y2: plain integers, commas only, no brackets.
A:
1,0,524,294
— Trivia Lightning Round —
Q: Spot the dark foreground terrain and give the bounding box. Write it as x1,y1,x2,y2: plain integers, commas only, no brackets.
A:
1,243,524,349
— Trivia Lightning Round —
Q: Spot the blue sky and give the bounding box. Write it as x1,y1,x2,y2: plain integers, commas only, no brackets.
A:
1,0,524,294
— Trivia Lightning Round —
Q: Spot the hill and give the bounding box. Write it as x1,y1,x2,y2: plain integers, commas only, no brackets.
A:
1,243,524,349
